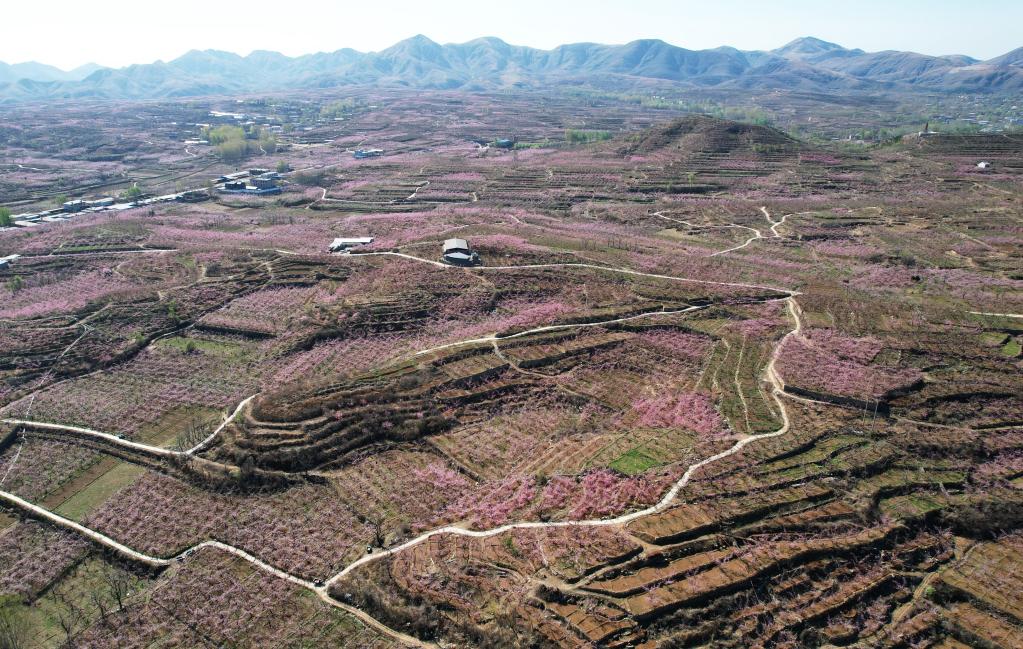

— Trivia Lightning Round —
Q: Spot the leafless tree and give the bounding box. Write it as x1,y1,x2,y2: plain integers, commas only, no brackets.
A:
103,566,134,612
0,598,28,649
174,418,214,451
54,591,87,648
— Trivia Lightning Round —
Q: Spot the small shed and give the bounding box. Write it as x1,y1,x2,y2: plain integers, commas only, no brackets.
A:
353,148,384,159
330,237,374,252
442,238,480,266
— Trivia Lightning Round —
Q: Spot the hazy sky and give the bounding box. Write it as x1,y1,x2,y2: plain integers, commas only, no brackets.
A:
3,0,1020,69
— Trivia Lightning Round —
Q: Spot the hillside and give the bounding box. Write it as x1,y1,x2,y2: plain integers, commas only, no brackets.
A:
619,115,800,157
0,89,1022,649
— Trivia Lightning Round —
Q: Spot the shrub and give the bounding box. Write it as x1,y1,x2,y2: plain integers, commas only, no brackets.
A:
565,129,613,143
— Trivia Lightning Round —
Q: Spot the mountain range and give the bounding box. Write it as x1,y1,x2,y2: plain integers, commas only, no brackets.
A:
0,61,104,85
2,35,1022,102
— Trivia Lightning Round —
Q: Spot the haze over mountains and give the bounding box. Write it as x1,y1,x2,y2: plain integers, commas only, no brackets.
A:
0,61,104,84
2,35,1021,101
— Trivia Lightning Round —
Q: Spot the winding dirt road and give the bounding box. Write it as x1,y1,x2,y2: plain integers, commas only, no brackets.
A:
0,256,805,647
3,394,255,458
654,207,787,257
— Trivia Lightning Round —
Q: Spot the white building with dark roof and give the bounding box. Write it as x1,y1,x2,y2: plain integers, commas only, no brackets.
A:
329,237,374,252
442,238,480,266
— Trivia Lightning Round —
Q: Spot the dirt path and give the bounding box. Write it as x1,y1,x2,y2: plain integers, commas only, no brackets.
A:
653,210,762,255
322,293,803,585
414,304,709,357
654,207,786,257
968,310,1023,318
763,206,787,237
3,394,255,458
0,489,433,647
0,257,803,648
405,180,429,201
710,229,764,257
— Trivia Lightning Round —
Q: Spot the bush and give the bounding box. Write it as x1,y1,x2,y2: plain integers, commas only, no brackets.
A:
205,125,245,145
204,125,276,162
292,170,327,187
941,491,1023,538
565,129,613,143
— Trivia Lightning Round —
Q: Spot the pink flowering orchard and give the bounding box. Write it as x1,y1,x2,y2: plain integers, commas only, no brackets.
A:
0,40,1021,649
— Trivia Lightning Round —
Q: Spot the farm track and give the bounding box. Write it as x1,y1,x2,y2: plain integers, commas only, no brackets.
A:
0,489,432,647
968,310,1023,318
653,206,789,257
3,394,255,458
653,206,787,257
0,253,809,647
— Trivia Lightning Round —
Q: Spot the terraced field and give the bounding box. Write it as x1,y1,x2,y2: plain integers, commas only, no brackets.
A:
0,94,1021,648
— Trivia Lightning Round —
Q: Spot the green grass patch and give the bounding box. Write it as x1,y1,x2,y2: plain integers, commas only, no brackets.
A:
138,404,221,448
1001,338,1021,358
157,335,248,358
9,557,149,649
54,462,143,521
879,494,945,519
979,331,1009,346
610,446,661,475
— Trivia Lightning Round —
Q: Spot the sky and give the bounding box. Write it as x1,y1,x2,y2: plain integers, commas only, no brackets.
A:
3,0,1020,70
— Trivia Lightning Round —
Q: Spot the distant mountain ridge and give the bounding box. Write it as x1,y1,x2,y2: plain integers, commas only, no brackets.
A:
2,35,1021,101
0,60,104,84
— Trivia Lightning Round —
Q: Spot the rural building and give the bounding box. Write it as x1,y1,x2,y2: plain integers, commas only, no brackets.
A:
252,176,278,190
0,254,20,268
976,161,991,169
442,238,480,266
219,181,282,195
494,138,515,149
62,199,88,212
217,171,249,183
177,189,210,203
329,237,374,252
353,148,384,159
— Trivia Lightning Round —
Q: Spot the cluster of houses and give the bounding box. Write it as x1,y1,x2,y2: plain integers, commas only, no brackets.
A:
5,197,127,228
2,166,293,231
219,168,282,195
471,137,515,149
62,197,116,212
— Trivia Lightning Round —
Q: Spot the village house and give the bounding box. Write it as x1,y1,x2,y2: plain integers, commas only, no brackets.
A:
329,237,374,253
62,199,89,212
353,148,384,159
0,254,20,269
442,238,480,266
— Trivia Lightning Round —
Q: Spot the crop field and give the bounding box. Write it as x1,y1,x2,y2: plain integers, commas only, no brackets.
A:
0,88,1021,648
